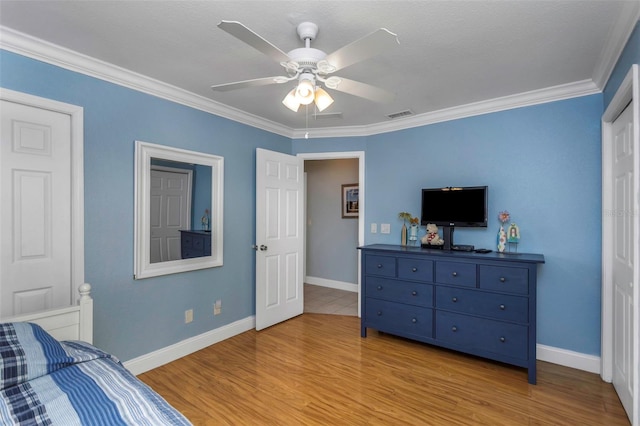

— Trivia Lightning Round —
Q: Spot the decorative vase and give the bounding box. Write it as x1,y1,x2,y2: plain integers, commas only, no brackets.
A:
401,223,407,246
497,226,507,252
409,224,419,245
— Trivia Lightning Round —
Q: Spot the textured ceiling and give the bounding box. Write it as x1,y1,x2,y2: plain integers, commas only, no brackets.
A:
0,1,638,136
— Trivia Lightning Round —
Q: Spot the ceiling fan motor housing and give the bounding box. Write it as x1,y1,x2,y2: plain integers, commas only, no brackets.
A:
287,47,327,69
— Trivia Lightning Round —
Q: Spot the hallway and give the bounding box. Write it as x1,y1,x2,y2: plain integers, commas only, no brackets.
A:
303,284,357,316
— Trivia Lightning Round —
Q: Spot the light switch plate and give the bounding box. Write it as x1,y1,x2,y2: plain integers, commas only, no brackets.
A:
381,223,391,234
370,223,377,233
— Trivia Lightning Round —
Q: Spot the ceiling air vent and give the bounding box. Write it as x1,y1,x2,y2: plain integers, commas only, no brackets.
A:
387,110,414,119
313,112,343,120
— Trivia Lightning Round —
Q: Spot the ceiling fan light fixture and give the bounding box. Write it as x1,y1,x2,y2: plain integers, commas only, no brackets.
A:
314,87,334,112
282,88,301,112
296,75,315,105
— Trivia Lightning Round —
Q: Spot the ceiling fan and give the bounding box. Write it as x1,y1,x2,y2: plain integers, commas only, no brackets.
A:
211,21,400,112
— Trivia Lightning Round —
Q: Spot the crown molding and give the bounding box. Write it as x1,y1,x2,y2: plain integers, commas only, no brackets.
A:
294,79,601,139
0,26,294,138
0,25,608,141
591,3,640,89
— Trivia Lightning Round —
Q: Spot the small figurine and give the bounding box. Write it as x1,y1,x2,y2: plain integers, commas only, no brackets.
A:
201,208,210,231
507,223,520,243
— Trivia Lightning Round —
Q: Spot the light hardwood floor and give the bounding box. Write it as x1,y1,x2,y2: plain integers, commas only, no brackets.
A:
139,314,629,425
303,283,357,316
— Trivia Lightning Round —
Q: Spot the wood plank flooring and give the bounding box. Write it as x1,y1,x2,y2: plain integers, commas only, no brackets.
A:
139,314,629,425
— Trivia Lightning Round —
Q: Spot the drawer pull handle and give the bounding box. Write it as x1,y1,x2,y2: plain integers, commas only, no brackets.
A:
452,272,458,277
451,326,458,332
377,285,383,291
411,318,417,323
499,304,505,310
500,336,506,343
452,297,458,302
412,267,417,272
377,311,382,316
500,277,506,283
411,291,418,296
377,264,383,269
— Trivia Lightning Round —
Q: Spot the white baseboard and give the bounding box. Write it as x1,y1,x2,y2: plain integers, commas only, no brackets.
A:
124,316,255,376
537,343,601,374
305,276,358,293
122,315,600,377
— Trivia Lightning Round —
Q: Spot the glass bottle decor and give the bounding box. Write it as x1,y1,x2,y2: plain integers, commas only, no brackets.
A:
497,225,507,252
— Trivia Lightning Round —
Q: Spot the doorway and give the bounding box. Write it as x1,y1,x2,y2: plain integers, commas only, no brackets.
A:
298,151,365,317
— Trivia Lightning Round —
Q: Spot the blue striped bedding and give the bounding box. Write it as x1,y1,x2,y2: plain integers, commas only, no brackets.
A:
0,322,192,425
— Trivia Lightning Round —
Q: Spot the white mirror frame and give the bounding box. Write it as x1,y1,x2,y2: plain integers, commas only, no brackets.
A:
134,141,224,279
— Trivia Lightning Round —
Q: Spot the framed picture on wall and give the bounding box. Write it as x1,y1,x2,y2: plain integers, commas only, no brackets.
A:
342,183,359,218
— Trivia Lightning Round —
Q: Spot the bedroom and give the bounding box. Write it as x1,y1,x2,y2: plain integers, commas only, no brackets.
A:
0,1,639,424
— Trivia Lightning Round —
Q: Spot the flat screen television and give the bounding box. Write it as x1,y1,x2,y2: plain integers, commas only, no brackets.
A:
421,186,488,250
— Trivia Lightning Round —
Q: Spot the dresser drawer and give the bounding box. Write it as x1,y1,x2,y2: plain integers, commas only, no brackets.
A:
365,298,433,339
479,265,528,294
366,277,432,307
436,286,528,323
397,258,434,282
365,254,396,277
435,261,476,287
436,311,527,360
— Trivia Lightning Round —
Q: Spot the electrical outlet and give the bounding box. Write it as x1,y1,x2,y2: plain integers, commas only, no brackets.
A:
214,299,222,316
185,309,193,324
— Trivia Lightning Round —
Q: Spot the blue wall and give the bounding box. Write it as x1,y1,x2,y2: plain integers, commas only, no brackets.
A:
0,50,291,361
294,95,603,355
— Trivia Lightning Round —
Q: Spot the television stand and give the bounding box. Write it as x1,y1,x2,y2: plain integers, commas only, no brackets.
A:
442,226,454,250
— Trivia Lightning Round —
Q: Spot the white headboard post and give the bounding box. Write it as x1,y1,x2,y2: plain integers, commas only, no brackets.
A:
78,283,93,343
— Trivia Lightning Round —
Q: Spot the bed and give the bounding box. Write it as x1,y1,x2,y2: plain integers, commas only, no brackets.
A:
0,284,192,425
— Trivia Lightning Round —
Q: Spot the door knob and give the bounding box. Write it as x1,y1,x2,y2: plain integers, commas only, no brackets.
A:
251,244,268,251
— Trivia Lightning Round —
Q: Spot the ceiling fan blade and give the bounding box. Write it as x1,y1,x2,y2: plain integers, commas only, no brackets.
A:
211,77,281,92
324,28,399,72
329,77,395,103
218,21,290,64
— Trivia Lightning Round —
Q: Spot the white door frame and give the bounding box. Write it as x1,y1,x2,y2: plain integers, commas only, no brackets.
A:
297,151,365,316
601,64,639,425
0,88,84,301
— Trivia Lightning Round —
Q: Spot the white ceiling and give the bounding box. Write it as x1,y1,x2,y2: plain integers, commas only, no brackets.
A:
1,1,638,138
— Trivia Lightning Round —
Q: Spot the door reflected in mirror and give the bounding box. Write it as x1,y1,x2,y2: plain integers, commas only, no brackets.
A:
135,141,223,279
149,160,212,263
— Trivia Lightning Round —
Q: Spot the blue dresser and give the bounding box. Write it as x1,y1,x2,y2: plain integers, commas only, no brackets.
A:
359,244,544,384
180,230,211,259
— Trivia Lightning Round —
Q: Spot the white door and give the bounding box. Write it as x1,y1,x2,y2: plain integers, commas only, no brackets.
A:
611,101,635,422
255,148,304,330
149,167,192,263
0,100,72,316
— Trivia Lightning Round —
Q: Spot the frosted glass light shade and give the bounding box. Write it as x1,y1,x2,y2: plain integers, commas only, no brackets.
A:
296,79,315,105
314,88,334,112
282,89,300,112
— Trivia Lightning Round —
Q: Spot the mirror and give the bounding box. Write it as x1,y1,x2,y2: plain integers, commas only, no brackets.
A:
134,141,223,279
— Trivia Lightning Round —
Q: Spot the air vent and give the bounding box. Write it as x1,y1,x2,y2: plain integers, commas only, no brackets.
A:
313,112,343,120
387,110,414,119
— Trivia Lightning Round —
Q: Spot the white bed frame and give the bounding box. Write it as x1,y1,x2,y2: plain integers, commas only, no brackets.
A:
1,283,93,343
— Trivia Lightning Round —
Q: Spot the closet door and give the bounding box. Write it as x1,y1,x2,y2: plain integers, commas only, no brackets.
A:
0,91,83,317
